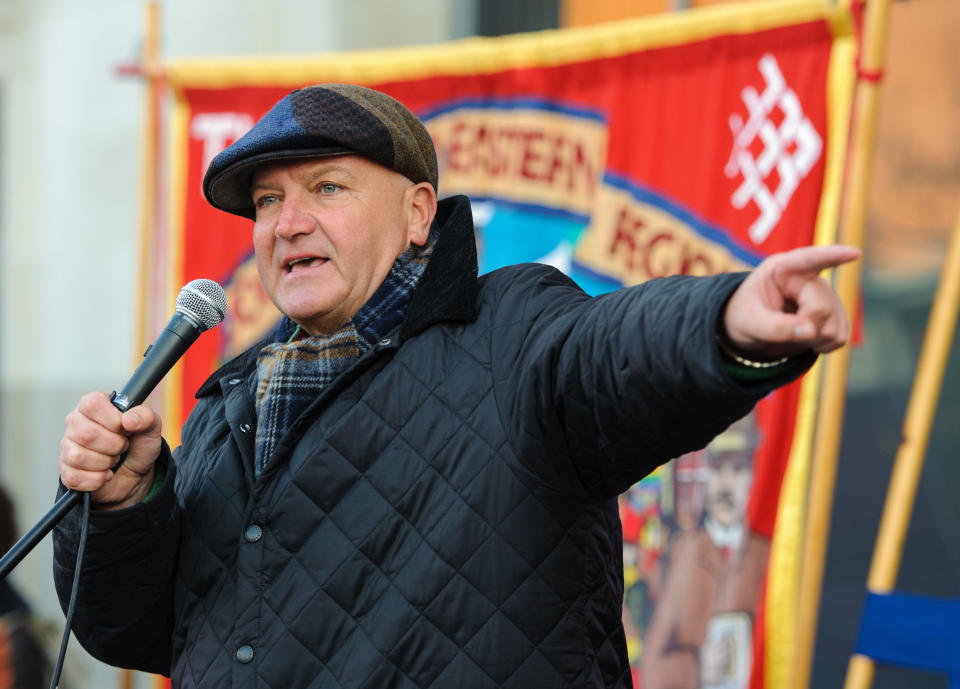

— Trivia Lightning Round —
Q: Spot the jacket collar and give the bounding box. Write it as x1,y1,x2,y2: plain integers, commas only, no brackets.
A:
401,194,478,339
196,194,479,398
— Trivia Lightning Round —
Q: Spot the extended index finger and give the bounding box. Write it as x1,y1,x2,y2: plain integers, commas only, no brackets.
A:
773,245,861,277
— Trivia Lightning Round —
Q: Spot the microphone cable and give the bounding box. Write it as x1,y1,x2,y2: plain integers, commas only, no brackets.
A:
12,279,227,688
50,491,90,689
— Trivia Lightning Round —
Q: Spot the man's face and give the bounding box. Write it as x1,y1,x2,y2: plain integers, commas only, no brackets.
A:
704,456,752,529
251,156,433,335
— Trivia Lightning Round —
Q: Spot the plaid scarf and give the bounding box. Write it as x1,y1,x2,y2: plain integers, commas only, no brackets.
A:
253,234,435,476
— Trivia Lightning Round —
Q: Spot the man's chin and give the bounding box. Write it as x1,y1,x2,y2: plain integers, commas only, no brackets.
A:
275,294,342,330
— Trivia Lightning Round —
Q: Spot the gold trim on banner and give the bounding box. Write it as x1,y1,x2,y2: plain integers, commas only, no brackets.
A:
158,3,861,686
764,18,857,686
163,0,854,89
164,90,190,450
813,37,858,261
765,358,824,689
799,0,895,685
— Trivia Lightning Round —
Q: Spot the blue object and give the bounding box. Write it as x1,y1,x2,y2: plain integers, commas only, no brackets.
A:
855,590,960,688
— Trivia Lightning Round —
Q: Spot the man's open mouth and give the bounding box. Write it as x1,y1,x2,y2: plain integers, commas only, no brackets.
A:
285,257,326,272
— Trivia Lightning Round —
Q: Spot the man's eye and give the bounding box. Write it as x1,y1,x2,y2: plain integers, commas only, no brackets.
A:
255,195,278,208
319,183,339,194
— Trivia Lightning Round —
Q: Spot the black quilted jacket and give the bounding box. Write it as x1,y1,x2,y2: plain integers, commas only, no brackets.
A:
54,195,808,688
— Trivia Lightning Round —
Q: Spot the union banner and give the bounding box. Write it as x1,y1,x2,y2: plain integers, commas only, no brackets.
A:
152,1,859,687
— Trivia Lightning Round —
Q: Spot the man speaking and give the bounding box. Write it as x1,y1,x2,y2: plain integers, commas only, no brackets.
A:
55,84,856,688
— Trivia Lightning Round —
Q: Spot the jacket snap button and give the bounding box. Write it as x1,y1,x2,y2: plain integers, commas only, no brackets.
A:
379,337,391,347
244,524,263,543
239,423,251,433
236,645,254,663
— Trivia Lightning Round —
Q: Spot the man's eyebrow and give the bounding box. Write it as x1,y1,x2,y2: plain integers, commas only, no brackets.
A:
251,164,354,192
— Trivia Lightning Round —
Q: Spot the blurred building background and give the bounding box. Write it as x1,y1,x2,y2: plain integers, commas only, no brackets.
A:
0,0,956,687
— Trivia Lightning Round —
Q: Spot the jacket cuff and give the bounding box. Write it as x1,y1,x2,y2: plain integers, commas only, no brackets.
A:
53,441,177,565
709,274,817,390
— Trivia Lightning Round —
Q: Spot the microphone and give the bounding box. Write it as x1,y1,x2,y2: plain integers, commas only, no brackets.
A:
112,279,228,411
0,279,228,579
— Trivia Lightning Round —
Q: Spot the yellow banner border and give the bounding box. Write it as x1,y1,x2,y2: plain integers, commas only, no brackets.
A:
163,0,854,90
764,18,858,688
163,87,191,450
160,5,860,683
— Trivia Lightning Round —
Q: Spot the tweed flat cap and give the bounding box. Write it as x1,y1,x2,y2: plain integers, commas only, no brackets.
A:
203,84,438,219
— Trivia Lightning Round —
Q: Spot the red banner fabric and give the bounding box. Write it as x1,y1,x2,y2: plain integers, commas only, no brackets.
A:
166,8,852,687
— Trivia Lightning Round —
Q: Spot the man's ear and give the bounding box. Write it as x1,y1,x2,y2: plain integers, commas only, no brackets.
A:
406,182,437,246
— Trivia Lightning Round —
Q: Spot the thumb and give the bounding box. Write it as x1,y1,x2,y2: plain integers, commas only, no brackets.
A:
120,405,162,438
118,405,163,474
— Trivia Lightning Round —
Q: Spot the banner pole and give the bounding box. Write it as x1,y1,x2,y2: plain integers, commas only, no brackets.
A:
132,0,160,366
126,7,161,689
841,205,960,689
790,1,894,688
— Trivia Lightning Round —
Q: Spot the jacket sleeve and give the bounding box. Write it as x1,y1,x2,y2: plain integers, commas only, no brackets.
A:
489,264,814,500
52,443,180,676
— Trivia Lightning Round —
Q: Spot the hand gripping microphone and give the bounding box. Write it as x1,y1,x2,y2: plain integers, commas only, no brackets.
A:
0,279,228,579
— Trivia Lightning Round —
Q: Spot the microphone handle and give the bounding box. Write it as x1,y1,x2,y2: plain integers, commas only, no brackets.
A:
0,311,202,579
113,310,202,411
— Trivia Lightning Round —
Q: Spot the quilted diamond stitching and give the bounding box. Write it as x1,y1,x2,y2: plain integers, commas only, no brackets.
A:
172,299,630,688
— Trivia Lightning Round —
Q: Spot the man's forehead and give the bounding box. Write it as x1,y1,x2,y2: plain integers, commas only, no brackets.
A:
251,156,420,202
249,154,410,192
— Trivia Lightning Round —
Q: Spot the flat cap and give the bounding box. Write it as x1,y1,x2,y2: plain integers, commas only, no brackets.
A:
203,84,438,219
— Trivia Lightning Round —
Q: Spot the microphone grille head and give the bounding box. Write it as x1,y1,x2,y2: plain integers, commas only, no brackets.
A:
176,279,228,331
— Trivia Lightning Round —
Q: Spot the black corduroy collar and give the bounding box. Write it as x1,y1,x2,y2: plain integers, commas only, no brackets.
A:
196,194,480,398
401,194,479,339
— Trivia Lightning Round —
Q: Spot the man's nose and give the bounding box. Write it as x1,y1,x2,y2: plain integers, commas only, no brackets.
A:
274,198,314,239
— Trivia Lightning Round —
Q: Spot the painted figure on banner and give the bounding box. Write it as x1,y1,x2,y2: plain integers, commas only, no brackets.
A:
221,252,281,360
629,413,767,689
